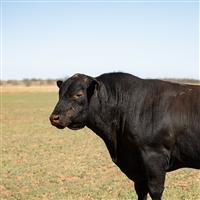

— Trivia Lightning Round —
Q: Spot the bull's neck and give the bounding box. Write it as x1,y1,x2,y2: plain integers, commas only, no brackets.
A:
87,110,119,163
86,86,122,163
87,101,119,141
87,84,120,137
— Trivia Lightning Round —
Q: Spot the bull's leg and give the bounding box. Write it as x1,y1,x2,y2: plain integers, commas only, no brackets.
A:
141,150,166,200
134,181,148,200
147,173,165,200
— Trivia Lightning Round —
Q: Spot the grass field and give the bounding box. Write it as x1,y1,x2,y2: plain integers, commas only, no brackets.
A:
1,86,200,200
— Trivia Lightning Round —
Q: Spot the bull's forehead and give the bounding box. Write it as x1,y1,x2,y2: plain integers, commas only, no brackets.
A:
66,73,88,84
60,74,88,95
71,73,88,81
72,73,82,78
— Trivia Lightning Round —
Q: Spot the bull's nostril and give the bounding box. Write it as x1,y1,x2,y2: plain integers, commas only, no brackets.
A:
50,114,60,123
53,115,59,121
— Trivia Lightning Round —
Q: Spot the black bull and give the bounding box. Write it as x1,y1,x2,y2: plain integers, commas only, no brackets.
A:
50,72,200,200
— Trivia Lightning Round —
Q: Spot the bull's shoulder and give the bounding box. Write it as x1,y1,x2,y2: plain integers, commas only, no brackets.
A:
96,72,142,90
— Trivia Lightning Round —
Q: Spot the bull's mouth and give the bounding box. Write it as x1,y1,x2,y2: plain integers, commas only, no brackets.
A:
68,122,85,130
51,121,65,129
55,124,65,129
50,118,84,130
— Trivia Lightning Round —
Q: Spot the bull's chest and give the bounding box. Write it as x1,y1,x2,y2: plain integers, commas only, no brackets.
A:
113,145,144,181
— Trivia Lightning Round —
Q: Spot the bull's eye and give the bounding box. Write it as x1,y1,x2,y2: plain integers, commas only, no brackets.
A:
73,92,84,99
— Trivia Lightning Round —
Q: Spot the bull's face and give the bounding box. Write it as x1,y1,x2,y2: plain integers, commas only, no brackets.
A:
49,74,98,130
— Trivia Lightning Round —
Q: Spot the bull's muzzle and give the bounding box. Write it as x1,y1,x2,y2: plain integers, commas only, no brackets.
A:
49,114,65,129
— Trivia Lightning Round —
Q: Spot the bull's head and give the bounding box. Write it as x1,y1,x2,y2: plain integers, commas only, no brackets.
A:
49,73,99,130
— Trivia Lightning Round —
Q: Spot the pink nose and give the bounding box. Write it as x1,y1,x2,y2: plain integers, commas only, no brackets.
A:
50,114,60,123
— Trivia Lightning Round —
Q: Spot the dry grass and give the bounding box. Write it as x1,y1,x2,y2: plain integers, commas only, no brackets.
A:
1,88,200,200
1,85,57,93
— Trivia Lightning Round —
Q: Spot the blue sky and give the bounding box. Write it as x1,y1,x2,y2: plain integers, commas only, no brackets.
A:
1,0,199,80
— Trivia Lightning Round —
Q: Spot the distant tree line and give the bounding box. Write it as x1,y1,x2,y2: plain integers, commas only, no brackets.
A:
0,77,199,86
0,78,57,86
163,78,200,85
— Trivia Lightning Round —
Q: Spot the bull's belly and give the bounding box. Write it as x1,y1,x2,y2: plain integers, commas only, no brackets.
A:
166,159,200,171
167,145,200,171
115,145,200,180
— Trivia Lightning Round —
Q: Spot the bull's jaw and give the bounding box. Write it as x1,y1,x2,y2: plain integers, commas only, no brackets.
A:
67,122,85,130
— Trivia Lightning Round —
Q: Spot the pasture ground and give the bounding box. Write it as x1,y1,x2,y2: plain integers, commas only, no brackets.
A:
1,86,200,200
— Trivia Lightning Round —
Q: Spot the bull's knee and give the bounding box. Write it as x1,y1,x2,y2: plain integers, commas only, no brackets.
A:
134,181,148,200
148,184,164,200
141,149,167,200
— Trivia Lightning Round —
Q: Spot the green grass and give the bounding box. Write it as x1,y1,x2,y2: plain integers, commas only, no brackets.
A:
1,91,200,200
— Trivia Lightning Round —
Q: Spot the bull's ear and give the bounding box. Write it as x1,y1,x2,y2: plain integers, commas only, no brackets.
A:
87,78,100,100
57,80,63,88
